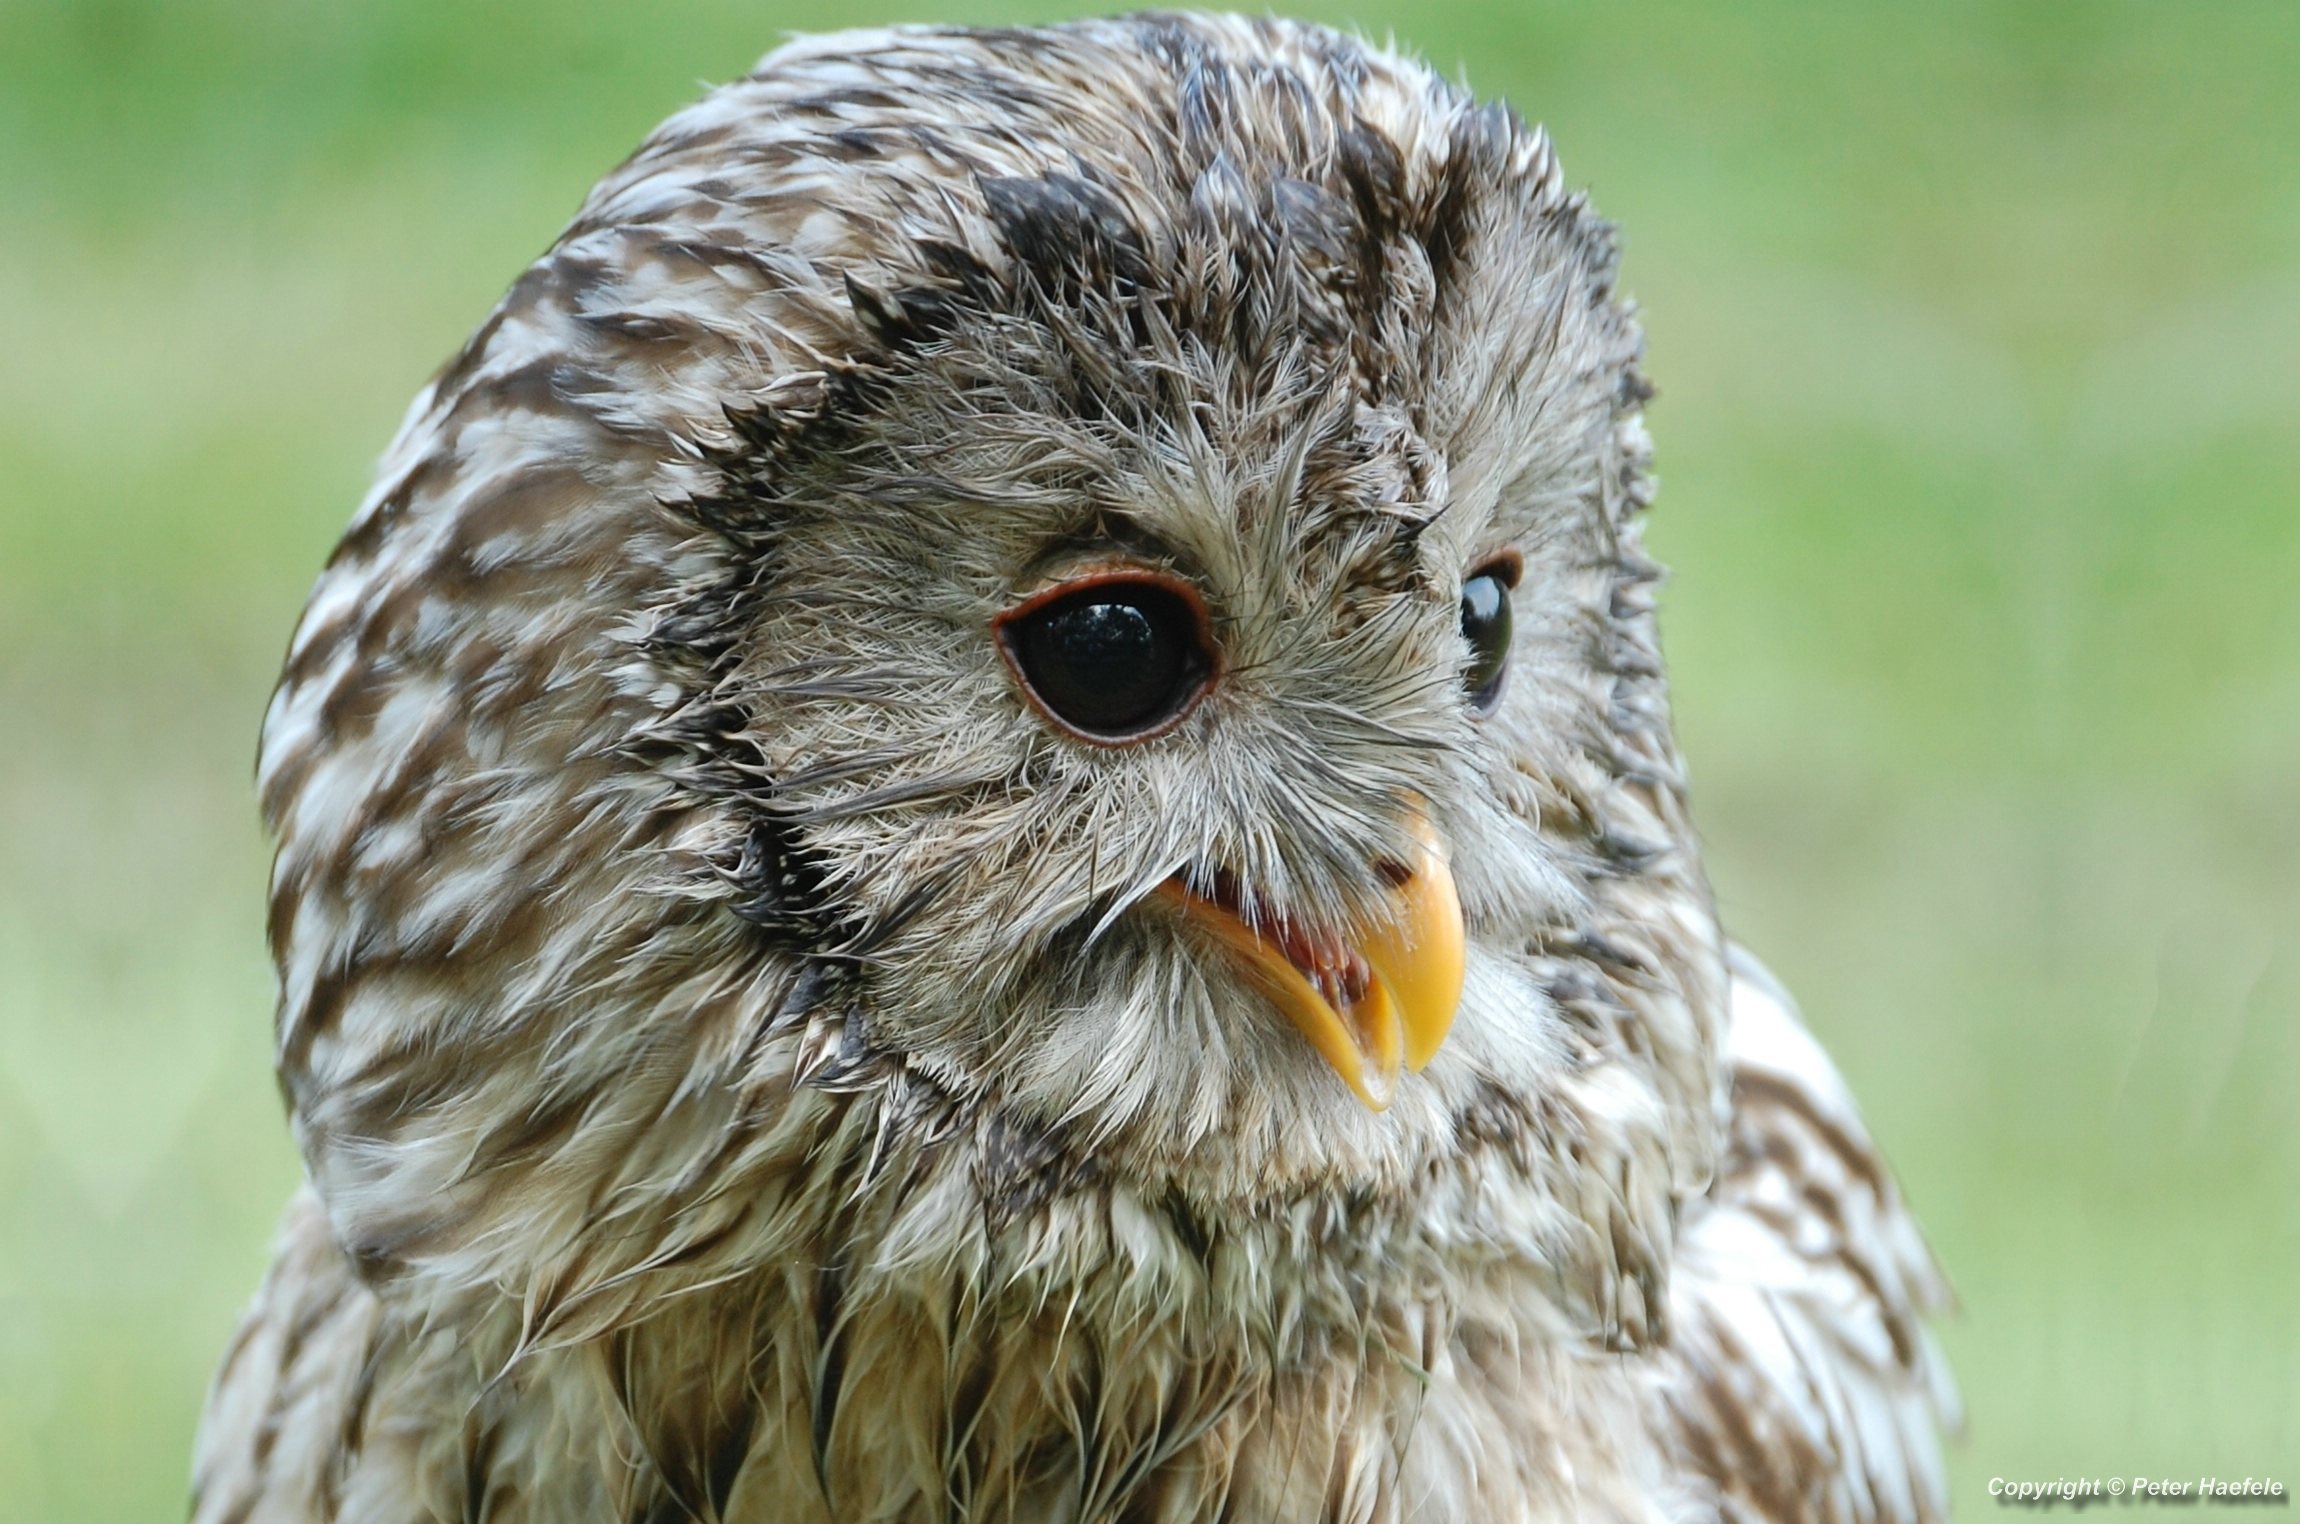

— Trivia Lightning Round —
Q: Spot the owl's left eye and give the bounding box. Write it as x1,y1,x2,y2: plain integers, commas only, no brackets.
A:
995,571,1216,743
1461,556,1519,715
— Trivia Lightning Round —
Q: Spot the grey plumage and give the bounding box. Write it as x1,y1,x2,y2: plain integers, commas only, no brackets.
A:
195,15,1955,1522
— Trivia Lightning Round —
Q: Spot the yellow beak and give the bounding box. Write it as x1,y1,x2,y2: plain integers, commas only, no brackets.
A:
1161,812,1464,1109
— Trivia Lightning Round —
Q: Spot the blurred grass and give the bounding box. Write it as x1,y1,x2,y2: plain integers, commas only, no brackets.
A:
2,1,2295,1517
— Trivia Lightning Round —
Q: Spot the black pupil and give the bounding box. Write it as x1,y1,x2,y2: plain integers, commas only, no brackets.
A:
1011,583,1205,738
1461,571,1512,710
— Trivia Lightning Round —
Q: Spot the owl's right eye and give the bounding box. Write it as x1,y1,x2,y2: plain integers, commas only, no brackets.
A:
995,572,1216,743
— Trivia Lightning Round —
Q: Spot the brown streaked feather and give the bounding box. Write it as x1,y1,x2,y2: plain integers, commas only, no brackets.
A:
197,14,1952,1523
1662,950,1959,1524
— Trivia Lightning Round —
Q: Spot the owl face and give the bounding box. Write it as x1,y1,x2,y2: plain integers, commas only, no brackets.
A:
262,17,1716,1296
706,318,1558,1180
650,116,1660,1202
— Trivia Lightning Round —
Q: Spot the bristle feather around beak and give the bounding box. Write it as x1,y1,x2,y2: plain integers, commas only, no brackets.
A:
1159,809,1464,1108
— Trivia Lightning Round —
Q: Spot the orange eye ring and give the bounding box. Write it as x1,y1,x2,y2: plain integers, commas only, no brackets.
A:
992,568,1221,745
1475,548,1525,589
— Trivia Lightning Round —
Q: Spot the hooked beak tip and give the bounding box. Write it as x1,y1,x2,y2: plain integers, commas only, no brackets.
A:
1161,809,1465,1110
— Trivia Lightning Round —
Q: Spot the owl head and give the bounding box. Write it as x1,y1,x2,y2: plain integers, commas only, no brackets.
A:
260,15,1725,1345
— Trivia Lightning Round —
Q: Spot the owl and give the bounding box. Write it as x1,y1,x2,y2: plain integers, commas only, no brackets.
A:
193,15,1957,1524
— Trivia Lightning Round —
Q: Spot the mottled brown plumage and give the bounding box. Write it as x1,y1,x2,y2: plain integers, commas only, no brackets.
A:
195,15,1955,1522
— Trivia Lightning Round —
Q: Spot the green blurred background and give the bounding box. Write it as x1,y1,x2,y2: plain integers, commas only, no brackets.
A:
2,0,2295,1516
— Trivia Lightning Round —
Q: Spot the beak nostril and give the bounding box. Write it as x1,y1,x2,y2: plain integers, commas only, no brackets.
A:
1376,859,1415,889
